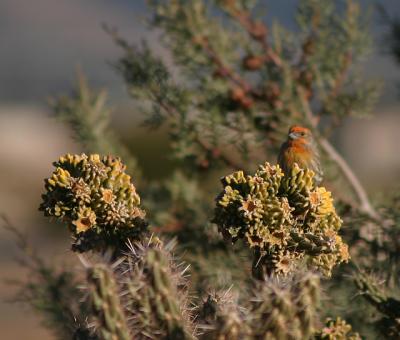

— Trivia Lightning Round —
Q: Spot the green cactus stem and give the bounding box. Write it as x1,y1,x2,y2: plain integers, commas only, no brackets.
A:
87,264,131,340
122,238,194,339
197,290,248,340
249,272,320,340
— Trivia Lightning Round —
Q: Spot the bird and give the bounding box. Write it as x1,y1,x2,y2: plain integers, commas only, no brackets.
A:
278,125,323,185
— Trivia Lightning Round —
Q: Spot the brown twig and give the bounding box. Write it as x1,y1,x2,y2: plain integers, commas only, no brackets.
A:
222,6,377,220
297,87,379,220
226,8,283,68
1,214,45,268
194,136,242,170
198,38,253,92
318,138,379,220
330,52,352,99
295,30,373,219
293,10,371,216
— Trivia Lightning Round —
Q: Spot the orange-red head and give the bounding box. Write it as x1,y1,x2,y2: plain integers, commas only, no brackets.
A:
287,125,312,141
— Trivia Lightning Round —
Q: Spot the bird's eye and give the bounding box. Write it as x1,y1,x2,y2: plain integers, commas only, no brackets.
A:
300,132,305,136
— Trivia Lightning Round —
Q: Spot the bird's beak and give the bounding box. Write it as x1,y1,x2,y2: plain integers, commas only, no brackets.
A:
289,132,297,140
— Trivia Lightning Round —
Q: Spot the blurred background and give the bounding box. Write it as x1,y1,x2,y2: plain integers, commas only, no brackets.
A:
1,1,399,338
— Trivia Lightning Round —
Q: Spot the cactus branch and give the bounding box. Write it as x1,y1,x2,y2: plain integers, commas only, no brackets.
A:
87,265,131,340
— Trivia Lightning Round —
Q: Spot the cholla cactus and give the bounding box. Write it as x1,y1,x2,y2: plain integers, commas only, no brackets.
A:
197,290,248,340
214,162,349,276
83,237,193,340
249,272,320,339
87,264,131,340
121,238,194,339
315,317,361,340
39,153,147,252
197,272,320,340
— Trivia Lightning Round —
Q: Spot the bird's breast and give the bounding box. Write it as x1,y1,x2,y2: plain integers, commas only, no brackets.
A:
280,144,313,171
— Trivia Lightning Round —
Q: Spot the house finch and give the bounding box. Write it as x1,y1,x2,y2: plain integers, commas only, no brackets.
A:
278,125,323,185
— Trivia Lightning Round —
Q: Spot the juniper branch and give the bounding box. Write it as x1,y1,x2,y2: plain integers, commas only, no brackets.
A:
50,71,139,176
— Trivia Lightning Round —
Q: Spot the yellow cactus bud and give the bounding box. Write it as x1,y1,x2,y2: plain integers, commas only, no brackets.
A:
73,207,96,233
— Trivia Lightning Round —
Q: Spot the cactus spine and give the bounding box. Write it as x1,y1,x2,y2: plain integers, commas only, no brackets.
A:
197,290,247,340
36,154,355,339
249,272,320,340
123,240,194,339
87,264,131,340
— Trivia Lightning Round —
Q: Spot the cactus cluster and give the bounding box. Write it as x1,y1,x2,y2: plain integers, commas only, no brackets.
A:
197,272,320,339
315,317,361,340
39,153,147,252
249,272,320,339
35,154,358,339
198,290,246,340
118,238,193,339
214,162,349,276
84,237,194,340
125,245,193,338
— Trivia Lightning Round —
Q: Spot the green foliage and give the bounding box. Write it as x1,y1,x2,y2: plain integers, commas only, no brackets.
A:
296,0,376,119
354,272,400,339
214,162,348,276
21,266,93,340
51,73,139,175
39,153,147,252
130,0,380,170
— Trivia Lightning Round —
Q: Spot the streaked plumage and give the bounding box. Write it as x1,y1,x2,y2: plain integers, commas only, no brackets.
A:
278,126,323,185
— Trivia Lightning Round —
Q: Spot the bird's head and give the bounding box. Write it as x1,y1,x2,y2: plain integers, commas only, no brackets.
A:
287,126,312,142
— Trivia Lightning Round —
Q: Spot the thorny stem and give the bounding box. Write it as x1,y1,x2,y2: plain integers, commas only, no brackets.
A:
319,138,378,219
251,248,266,280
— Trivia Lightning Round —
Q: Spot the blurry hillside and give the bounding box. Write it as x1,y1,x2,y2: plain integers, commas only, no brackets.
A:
1,0,400,339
